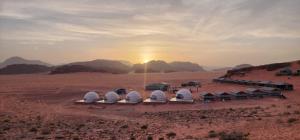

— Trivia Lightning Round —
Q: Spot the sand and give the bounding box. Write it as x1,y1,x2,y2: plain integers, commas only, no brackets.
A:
0,69,300,139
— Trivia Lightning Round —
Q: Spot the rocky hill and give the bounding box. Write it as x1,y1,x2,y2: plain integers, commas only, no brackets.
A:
0,64,52,74
0,57,52,68
50,59,131,74
132,60,205,73
225,60,300,77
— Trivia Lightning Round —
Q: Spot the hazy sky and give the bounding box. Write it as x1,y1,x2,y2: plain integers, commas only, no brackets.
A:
0,0,300,66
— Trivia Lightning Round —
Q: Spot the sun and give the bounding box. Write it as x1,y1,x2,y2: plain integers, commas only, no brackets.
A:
143,59,149,63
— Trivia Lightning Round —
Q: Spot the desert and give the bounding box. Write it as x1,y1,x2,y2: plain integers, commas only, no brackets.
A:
1,62,300,139
1,0,300,139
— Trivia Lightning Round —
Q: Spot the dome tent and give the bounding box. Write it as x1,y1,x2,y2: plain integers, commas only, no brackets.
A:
118,91,142,104
84,91,100,103
97,91,120,104
170,88,194,103
75,91,99,104
143,90,167,104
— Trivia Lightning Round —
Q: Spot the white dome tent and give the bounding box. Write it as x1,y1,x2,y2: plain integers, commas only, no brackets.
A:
75,91,100,104
97,91,120,104
170,88,194,103
143,90,167,104
118,91,142,104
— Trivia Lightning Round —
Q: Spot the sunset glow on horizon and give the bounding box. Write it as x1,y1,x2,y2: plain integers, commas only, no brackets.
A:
1,0,300,67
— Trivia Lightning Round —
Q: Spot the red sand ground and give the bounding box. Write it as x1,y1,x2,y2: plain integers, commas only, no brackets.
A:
0,66,300,139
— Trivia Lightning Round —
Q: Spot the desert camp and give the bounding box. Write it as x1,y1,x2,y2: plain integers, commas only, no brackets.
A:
1,0,300,139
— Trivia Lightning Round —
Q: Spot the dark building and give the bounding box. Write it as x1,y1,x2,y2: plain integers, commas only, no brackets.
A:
145,82,170,91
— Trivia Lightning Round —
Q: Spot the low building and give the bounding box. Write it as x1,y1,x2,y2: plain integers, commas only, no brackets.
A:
246,88,264,98
276,68,293,76
232,90,249,99
201,92,216,101
181,81,201,87
259,87,282,97
217,91,233,101
145,82,170,91
114,88,127,95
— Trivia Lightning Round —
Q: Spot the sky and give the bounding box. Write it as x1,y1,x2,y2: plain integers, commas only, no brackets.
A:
0,0,300,67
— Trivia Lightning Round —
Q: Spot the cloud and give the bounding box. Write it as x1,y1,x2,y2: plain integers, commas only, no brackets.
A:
0,0,300,65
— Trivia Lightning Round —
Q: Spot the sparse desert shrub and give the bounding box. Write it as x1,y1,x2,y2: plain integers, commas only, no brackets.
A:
294,111,300,114
271,104,276,107
200,115,207,119
208,130,218,138
166,132,176,139
287,118,298,123
251,110,257,115
30,127,38,132
3,119,10,123
287,105,292,108
120,124,128,129
141,124,148,129
147,135,153,140
254,106,261,110
219,131,249,140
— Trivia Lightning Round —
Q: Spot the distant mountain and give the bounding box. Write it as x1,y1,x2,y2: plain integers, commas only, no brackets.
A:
169,61,205,72
50,59,131,74
119,60,132,66
132,60,205,73
0,57,52,68
0,64,52,74
232,64,253,70
132,60,174,73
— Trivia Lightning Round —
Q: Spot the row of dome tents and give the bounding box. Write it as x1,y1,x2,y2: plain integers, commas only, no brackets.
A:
201,87,285,102
213,78,293,90
75,88,194,104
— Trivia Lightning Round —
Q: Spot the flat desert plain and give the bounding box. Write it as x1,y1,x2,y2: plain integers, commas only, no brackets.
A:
0,70,300,140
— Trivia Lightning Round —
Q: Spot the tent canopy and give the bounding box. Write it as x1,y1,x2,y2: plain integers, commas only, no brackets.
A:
83,91,99,103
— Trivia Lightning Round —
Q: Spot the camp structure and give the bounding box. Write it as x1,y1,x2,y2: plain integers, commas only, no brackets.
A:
114,88,127,95
217,91,233,101
239,80,250,85
97,91,120,104
276,68,293,76
181,81,201,87
143,90,167,104
145,82,170,91
294,70,300,76
232,90,249,99
258,81,272,87
201,92,216,102
169,88,194,103
247,80,257,86
259,87,282,97
117,91,142,104
245,88,264,98
271,82,293,91
75,91,100,104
